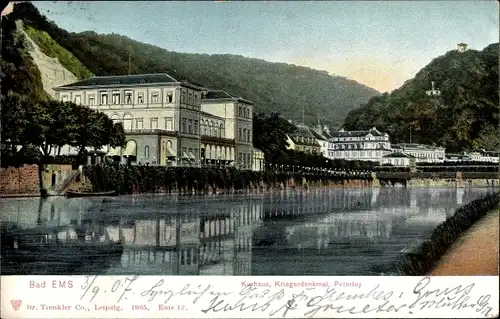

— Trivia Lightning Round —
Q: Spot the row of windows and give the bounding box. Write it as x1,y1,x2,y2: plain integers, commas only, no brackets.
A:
201,121,225,138
238,128,252,142
334,143,388,150
238,152,252,169
332,136,389,142
405,152,444,159
181,117,200,135
295,136,315,144
335,151,384,158
112,116,173,131
238,105,252,119
62,90,176,106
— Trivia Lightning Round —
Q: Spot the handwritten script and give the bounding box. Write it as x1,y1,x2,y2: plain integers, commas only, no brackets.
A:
79,276,495,317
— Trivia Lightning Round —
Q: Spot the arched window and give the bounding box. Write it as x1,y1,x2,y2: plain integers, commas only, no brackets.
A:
144,146,149,159
111,114,121,124
214,122,218,137
202,120,207,135
220,123,224,138
210,121,214,136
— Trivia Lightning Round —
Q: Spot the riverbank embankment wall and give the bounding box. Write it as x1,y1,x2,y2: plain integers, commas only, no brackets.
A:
1,164,498,197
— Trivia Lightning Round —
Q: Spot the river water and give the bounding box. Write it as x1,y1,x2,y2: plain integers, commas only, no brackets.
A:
0,187,495,276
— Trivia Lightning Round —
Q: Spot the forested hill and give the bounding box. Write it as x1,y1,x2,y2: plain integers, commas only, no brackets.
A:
3,2,379,128
343,43,499,153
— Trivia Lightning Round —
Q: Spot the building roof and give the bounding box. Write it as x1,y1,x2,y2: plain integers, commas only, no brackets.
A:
202,89,253,105
383,152,415,158
309,128,328,141
330,127,387,138
288,125,320,146
200,111,224,121
55,73,180,89
392,143,445,151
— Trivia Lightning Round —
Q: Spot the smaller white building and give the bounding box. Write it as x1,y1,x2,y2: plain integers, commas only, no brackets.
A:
391,143,445,163
330,127,391,162
381,152,416,167
465,150,499,163
252,148,265,171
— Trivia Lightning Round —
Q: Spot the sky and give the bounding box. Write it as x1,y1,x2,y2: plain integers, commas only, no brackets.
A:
33,1,499,93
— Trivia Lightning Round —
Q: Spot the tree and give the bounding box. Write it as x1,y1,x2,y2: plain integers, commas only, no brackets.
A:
68,103,126,165
253,112,296,164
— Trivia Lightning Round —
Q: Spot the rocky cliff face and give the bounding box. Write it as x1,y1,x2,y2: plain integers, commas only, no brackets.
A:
16,20,77,98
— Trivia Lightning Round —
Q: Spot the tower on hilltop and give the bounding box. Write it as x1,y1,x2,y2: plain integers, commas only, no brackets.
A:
457,43,468,53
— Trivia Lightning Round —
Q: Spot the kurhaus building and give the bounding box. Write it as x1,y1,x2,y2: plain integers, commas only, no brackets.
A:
53,73,257,170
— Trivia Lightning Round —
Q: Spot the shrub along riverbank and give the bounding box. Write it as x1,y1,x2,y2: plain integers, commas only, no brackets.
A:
398,191,500,275
83,164,373,195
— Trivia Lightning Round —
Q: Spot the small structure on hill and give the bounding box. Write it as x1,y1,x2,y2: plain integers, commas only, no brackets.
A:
457,43,468,53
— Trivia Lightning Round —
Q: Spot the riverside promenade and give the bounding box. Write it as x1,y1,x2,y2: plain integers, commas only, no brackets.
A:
431,208,499,275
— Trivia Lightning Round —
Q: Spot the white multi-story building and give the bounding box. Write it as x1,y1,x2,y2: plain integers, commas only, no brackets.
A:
390,143,445,163
53,74,259,170
201,90,254,170
329,127,391,162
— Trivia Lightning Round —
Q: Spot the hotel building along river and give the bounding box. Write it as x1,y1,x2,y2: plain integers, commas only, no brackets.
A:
53,73,261,170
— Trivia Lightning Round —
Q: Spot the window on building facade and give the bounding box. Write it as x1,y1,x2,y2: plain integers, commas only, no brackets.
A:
62,95,69,102
167,92,173,103
194,120,199,134
243,129,247,141
239,128,242,141
182,118,187,133
144,146,150,159
150,118,158,129
136,118,143,129
214,125,219,137
165,117,173,131
137,93,144,104
188,119,193,134
100,93,108,105
202,121,207,135
112,92,120,104
239,106,242,116
74,95,81,104
247,130,251,142
238,153,243,165
125,91,133,104
88,95,95,105
181,91,186,104
220,123,224,137
151,92,159,104
188,92,193,105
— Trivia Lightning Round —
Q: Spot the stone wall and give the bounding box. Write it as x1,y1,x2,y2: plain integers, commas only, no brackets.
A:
0,164,40,196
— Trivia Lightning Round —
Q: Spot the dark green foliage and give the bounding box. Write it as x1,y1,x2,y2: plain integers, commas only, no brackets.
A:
398,192,500,275
253,113,297,163
343,43,499,153
10,2,379,128
1,12,50,102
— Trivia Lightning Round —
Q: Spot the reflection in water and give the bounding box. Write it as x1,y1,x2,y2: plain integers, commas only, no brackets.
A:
0,187,494,275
